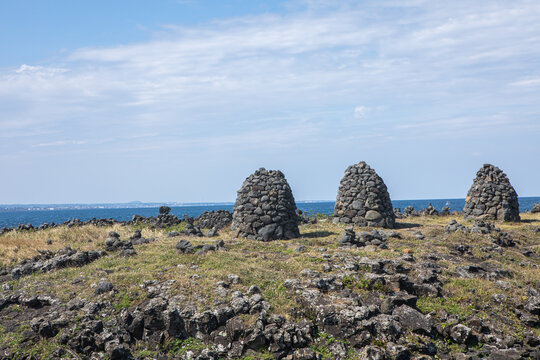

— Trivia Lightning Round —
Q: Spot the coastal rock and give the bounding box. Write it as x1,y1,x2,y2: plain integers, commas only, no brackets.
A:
463,164,520,221
333,161,395,228
231,168,300,241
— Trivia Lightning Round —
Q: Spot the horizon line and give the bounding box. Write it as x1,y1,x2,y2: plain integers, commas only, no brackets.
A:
1,196,540,207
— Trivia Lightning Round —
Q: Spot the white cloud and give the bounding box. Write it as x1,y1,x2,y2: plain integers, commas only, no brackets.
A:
509,78,540,87
15,64,68,76
1,0,540,155
33,140,87,147
354,106,368,118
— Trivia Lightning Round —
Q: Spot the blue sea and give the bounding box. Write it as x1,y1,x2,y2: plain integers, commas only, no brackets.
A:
0,197,539,228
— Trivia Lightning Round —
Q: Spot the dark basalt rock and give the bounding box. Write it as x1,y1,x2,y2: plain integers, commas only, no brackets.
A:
196,210,232,230
463,164,520,222
333,161,395,228
231,168,300,241
176,239,192,252
159,206,171,215
419,203,439,216
95,281,113,295
9,247,105,280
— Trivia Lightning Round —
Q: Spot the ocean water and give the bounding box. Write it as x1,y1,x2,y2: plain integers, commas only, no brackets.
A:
0,197,538,228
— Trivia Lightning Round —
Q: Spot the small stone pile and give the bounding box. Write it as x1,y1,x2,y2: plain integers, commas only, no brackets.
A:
531,203,540,214
333,161,395,228
231,168,300,241
420,203,439,216
196,210,232,230
104,231,154,257
338,227,400,249
154,206,181,227
175,239,226,255
463,164,520,221
445,220,470,233
403,206,419,217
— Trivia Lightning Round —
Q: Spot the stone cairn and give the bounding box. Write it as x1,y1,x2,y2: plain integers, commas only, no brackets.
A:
333,161,395,228
231,168,300,241
463,164,520,222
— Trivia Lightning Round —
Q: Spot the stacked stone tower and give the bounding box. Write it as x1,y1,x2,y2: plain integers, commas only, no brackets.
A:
333,161,395,228
463,164,520,221
231,168,300,241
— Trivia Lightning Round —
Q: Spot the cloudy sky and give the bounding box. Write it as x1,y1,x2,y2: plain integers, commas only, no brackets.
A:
1,0,539,204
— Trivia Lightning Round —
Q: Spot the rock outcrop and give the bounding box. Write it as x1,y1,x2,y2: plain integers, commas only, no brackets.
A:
463,164,520,221
231,168,300,241
333,161,395,228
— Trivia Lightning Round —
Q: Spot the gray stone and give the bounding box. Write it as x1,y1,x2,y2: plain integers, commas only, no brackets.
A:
95,281,113,295
450,324,471,344
365,210,382,221
392,305,431,334
176,239,193,253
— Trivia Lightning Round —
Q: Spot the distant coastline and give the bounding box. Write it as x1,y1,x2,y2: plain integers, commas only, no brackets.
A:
0,197,539,228
1,197,538,211
0,200,340,212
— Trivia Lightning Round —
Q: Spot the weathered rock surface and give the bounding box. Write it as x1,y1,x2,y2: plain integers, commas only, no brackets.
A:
8,247,105,281
333,161,395,228
231,168,300,241
338,227,398,249
196,210,233,230
463,164,520,221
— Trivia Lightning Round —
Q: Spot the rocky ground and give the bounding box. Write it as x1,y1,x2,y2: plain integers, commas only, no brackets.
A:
0,212,539,360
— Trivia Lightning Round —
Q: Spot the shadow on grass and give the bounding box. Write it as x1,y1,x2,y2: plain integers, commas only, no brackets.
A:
520,219,539,224
395,222,422,229
301,231,335,238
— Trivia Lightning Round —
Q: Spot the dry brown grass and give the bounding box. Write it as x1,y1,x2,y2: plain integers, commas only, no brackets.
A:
1,213,538,317
0,225,166,267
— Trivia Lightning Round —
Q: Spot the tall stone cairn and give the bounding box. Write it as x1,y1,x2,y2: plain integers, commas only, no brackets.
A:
463,164,520,221
231,168,300,241
333,161,395,228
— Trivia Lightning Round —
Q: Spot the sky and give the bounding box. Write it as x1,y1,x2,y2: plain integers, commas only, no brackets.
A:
1,0,539,204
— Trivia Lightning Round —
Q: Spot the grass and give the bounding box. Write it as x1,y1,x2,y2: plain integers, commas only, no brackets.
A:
0,212,538,358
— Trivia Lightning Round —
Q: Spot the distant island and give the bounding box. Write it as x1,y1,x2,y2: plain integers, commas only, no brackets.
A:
0,200,333,212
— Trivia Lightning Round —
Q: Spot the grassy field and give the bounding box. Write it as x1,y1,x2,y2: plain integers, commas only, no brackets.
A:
0,213,539,358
